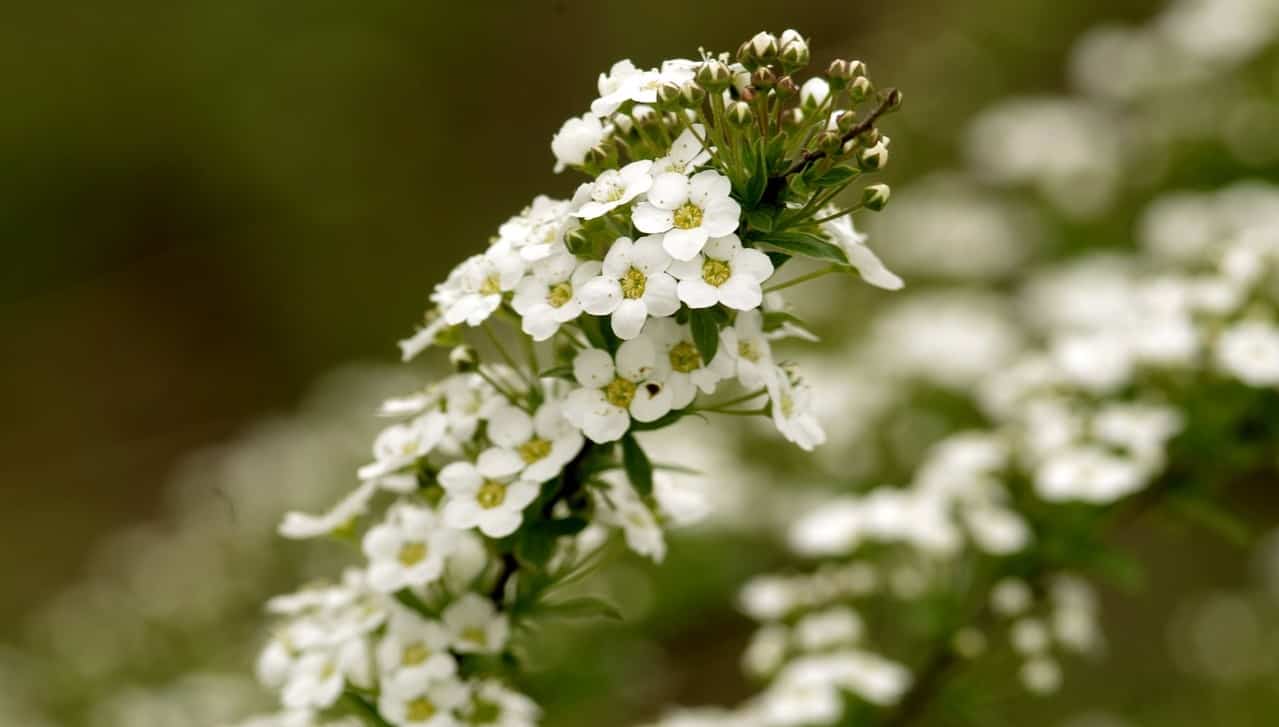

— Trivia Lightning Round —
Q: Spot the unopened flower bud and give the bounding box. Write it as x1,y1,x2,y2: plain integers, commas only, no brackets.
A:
564,227,593,257
450,345,479,372
849,75,873,103
827,59,854,90
610,113,635,135
815,130,843,156
775,75,799,100
858,128,881,147
747,31,779,65
679,80,706,107
657,81,683,109
885,88,903,112
696,60,734,91
780,108,805,131
632,104,660,126
862,183,891,211
836,110,859,134
778,29,810,72
859,139,889,170
800,77,831,110
585,141,617,169
726,101,755,129
751,67,777,91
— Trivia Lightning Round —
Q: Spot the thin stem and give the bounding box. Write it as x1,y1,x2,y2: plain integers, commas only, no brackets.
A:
764,264,843,293
702,405,770,417
811,202,864,226
696,387,768,411
780,88,900,179
475,366,527,409
482,322,528,382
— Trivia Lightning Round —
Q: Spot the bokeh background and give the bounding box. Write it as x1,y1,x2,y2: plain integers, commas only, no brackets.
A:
4,0,1277,725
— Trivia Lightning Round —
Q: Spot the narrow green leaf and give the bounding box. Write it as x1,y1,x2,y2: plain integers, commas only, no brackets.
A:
537,364,575,380
816,165,859,187
755,231,850,265
621,434,653,496
745,207,776,233
689,307,720,364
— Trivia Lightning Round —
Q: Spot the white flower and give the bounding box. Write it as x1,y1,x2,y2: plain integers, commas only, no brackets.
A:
376,608,457,682
633,169,741,261
591,59,697,118
399,314,452,362
720,309,775,389
512,250,599,341
595,475,666,562
378,670,468,727
579,236,680,340
279,481,378,540
440,374,502,446
485,401,584,482
363,504,459,592
795,607,863,651
281,639,371,711
572,160,654,219
442,593,510,654
436,244,526,327
359,412,449,482
498,195,576,262
799,77,830,109
821,214,903,290
564,338,674,443
1215,319,1279,386
1019,657,1062,694
1034,445,1148,503
668,233,774,310
551,113,607,173
465,680,540,727
991,578,1034,616
645,318,734,408
652,125,712,176
767,366,827,451
438,452,540,538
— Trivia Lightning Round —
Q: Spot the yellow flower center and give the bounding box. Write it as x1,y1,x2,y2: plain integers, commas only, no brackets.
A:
702,258,732,287
668,341,703,373
397,542,427,566
518,437,553,463
673,202,704,230
780,393,796,417
621,267,647,300
604,377,638,409
479,274,502,296
463,626,488,646
739,340,761,362
477,480,507,509
402,642,430,666
406,697,437,722
547,282,574,308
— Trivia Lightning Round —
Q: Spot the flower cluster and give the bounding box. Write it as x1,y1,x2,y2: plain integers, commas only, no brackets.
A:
240,30,902,727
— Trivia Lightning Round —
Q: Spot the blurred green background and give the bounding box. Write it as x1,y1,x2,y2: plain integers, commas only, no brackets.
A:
11,2,1279,726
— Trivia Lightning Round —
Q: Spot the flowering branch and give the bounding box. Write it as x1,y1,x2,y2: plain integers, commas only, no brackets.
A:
235,28,906,727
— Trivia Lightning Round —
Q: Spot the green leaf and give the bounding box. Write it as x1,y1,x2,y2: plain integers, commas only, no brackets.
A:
621,434,653,496
762,310,813,333
816,165,859,187
578,315,618,353
539,596,624,622
765,135,788,174
515,527,556,570
629,409,686,431
745,206,776,233
765,251,792,271
754,231,850,265
543,516,590,537
688,307,721,364
742,139,769,207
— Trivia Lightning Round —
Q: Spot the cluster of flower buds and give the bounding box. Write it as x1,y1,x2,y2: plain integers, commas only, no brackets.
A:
238,30,904,727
